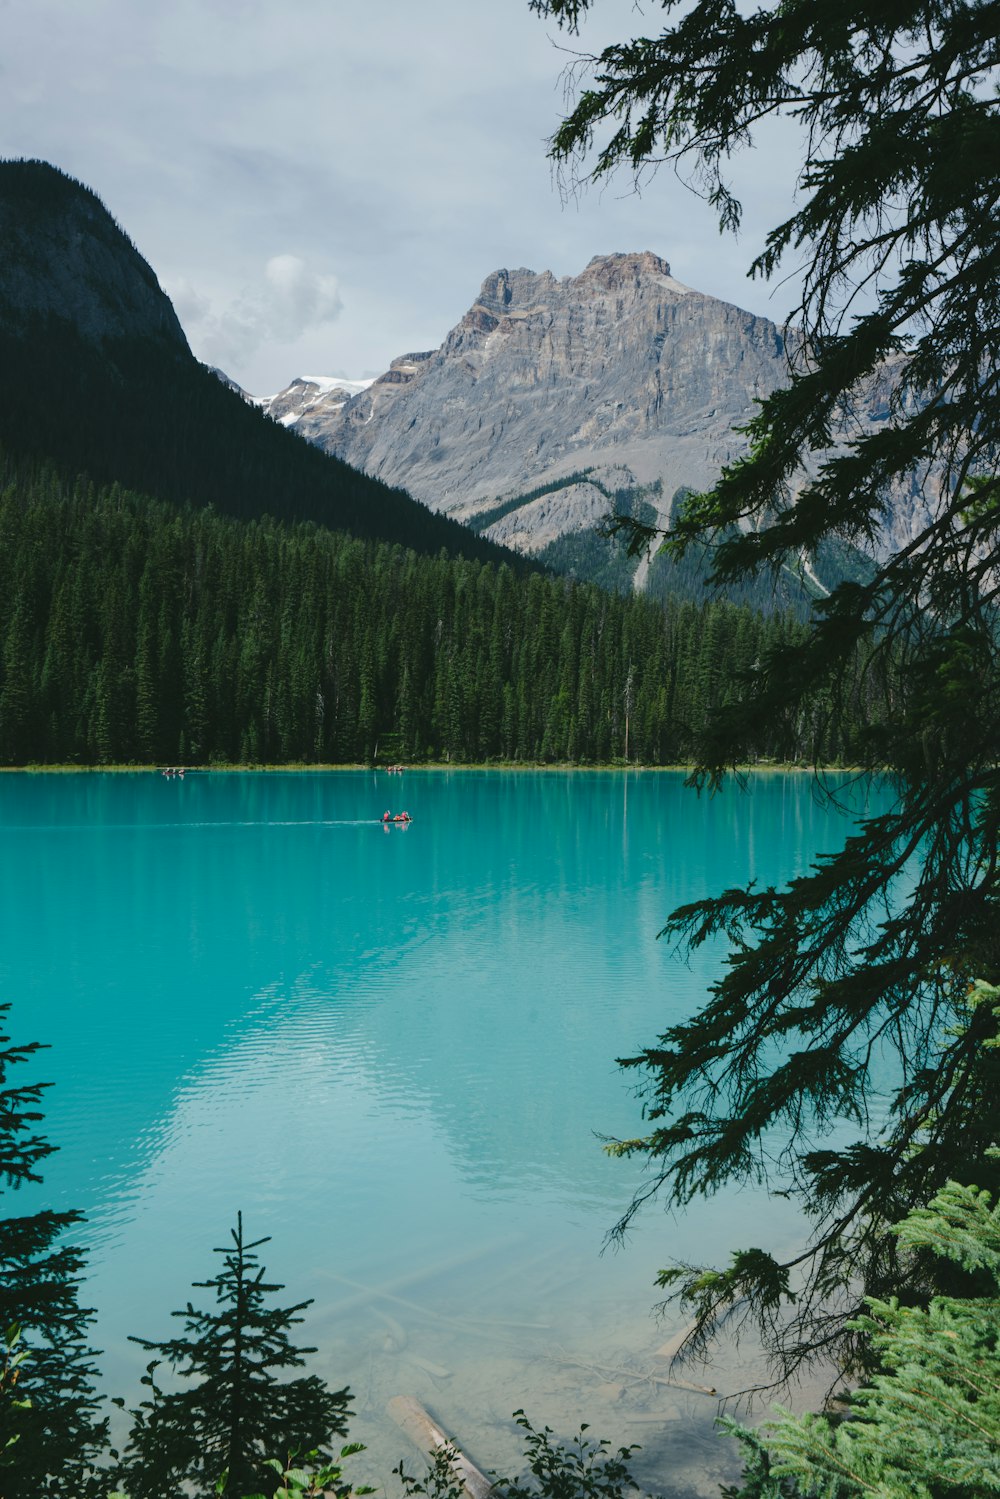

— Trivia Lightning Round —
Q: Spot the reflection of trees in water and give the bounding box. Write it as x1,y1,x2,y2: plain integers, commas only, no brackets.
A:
9,771,876,1238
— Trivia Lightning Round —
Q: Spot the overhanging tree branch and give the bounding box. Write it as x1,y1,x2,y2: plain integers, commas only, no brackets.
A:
530,0,1000,1384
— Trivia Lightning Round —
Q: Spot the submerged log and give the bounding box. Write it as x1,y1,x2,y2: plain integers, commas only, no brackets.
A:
319,1237,522,1318
482,1241,565,1297
387,1395,493,1499
327,1276,500,1339
650,1372,718,1397
624,1408,682,1424
546,1348,718,1399
653,1323,698,1363
463,1317,551,1331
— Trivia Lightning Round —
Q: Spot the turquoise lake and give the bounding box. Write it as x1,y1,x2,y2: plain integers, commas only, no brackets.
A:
3,770,879,1495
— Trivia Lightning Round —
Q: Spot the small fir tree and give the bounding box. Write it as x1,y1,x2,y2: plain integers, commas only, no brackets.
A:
0,1003,108,1495
120,1214,351,1499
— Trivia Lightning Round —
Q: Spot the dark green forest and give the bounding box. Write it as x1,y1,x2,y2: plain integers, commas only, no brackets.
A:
0,319,520,569
0,161,522,570
0,162,889,779
0,452,882,768
470,471,872,612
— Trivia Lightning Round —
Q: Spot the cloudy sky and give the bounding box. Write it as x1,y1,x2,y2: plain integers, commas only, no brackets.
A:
2,0,801,395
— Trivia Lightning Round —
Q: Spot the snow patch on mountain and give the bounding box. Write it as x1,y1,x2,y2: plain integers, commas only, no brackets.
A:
256,374,376,428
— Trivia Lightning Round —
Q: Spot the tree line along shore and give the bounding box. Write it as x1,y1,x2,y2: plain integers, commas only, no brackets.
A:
0,454,889,770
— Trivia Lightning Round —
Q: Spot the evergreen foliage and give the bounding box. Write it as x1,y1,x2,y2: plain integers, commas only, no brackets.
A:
0,450,880,767
481,474,840,610
530,0,1000,1381
466,471,601,535
0,1005,107,1496
119,1214,351,1499
725,1179,1000,1498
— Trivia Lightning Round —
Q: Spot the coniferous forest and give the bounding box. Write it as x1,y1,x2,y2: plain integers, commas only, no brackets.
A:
0,163,887,774
0,450,884,769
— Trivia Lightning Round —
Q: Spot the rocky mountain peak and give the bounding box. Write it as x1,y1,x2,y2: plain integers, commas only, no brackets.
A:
0,159,189,349
472,253,684,318
578,250,674,288
255,248,927,584
260,252,789,546
476,266,558,314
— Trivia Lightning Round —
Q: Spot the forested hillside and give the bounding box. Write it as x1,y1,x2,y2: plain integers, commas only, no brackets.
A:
0,454,881,767
0,160,520,568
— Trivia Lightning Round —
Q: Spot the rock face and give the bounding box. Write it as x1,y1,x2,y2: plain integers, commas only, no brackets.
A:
261,252,789,551
0,159,189,349
260,252,932,573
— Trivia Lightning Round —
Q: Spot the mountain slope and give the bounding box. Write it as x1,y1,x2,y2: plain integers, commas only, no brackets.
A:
0,157,188,347
0,160,525,567
262,252,787,545
262,252,929,597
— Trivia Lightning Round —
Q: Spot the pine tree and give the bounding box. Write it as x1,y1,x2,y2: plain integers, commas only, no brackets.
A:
725,1171,1000,1498
0,1004,108,1496
120,1214,351,1499
532,0,1000,1380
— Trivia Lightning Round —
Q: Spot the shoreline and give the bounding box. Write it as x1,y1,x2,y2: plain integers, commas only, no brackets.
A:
0,760,864,775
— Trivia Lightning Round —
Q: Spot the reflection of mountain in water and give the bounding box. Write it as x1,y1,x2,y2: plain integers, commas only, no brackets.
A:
6,770,887,1491
348,770,874,1202
6,770,880,1240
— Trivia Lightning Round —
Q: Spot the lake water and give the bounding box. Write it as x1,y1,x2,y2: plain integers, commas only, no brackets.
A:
3,770,876,1497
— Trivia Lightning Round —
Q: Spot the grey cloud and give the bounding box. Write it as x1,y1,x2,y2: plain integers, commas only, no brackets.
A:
1,0,803,392
167,256,343,373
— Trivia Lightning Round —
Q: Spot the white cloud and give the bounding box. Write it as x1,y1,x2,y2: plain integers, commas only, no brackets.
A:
263,254,342,332
167,276,211,326
168,255,343,375
1,0,804,391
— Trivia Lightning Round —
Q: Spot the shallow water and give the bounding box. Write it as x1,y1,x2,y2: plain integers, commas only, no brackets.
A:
3,769,879,1495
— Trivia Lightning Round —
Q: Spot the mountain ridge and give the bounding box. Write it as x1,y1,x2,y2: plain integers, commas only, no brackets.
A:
0,157,189,348
260,251,932,591
258,250,790,557
0,158,525,569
